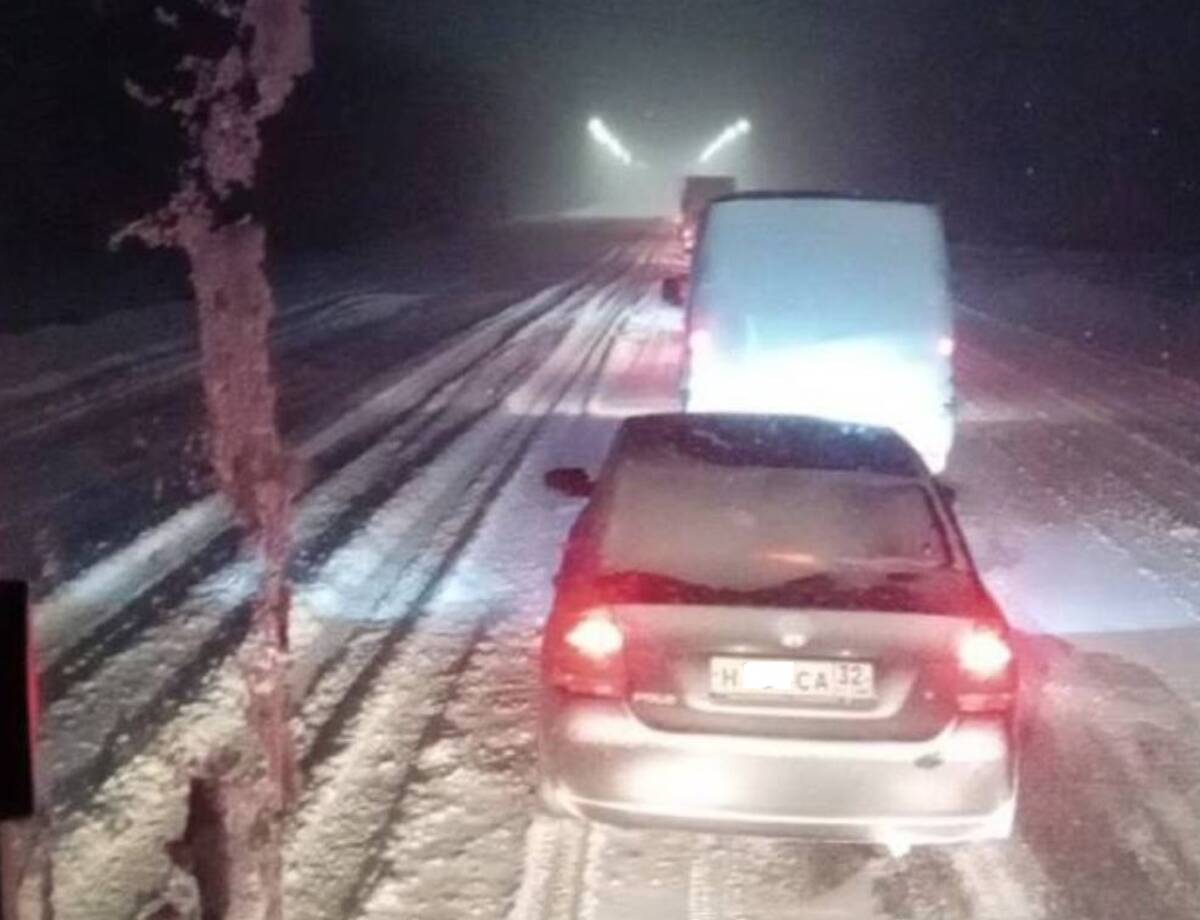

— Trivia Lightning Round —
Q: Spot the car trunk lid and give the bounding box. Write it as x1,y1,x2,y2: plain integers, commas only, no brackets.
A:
615,602,981,742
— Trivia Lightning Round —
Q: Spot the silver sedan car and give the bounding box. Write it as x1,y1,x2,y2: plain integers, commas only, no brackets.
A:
538,414,1018,849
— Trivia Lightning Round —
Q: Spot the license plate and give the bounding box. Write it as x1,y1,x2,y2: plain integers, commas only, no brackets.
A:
710,656,876,701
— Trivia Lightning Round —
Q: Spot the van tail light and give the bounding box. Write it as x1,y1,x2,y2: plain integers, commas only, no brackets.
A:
546,609,627,698
955,627,1016,713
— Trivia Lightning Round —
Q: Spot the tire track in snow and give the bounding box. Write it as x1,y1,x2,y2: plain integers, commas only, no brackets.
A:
959,306,1200,467
1008,653,1200,920
346,294,664,920
685,838,725,920
346,612,543,920
0,236,617,444
958,312,1200,554
47,250,653,919
22,243,630,597
686,837,880,920
0,286,490,589
950,352,1195,911
508,818,594,920
32,250,625,667
45,300,573,816
948,843,1048,920
1062,660,1200,915
41,255,639,818
292,268,640,780
868,848,974,919
956,337,1200,619
284,268,639,920
952,335,1200,918
287,613,492,920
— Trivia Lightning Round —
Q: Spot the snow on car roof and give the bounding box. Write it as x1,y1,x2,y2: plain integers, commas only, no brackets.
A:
612,414,926,478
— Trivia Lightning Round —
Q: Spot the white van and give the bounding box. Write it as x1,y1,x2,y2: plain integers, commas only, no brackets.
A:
680,193,955,473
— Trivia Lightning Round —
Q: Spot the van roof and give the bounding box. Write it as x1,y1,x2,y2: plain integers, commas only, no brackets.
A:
710,190,939,209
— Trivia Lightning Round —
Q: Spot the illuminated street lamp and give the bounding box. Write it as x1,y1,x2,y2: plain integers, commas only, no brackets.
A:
698,117,752,164
587,116,634,165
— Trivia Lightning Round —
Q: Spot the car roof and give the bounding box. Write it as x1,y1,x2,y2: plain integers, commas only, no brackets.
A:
612,414,929,479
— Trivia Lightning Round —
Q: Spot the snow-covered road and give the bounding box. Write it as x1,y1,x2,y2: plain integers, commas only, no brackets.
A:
7,221,1200,918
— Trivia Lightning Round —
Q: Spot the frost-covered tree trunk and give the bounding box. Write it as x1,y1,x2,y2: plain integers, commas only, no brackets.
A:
113,2,311,917
0,820,53,920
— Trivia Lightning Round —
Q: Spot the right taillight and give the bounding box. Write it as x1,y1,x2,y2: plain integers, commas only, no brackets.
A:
546,609,627,698
958,629,1012,678
955,627,1016,713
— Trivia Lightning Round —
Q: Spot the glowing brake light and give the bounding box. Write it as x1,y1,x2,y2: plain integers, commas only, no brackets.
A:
955,627,1016,713
957,629,1012,679
547,610,627,697
565,615,624,659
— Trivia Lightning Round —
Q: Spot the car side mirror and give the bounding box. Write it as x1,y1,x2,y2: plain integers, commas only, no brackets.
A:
661,275,686,307
1,580,36,820
544,467,593,499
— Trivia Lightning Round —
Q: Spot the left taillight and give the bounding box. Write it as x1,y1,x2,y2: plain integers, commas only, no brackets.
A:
955,626,1016,713
545,609,627,698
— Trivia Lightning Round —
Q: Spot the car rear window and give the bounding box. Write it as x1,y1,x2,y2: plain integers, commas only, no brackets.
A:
597,461,950,591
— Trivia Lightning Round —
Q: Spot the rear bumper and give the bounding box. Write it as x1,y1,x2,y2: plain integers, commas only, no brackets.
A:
539,695,1016,844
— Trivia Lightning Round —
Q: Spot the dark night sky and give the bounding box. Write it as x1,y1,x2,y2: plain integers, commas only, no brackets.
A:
4,0,1200,266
